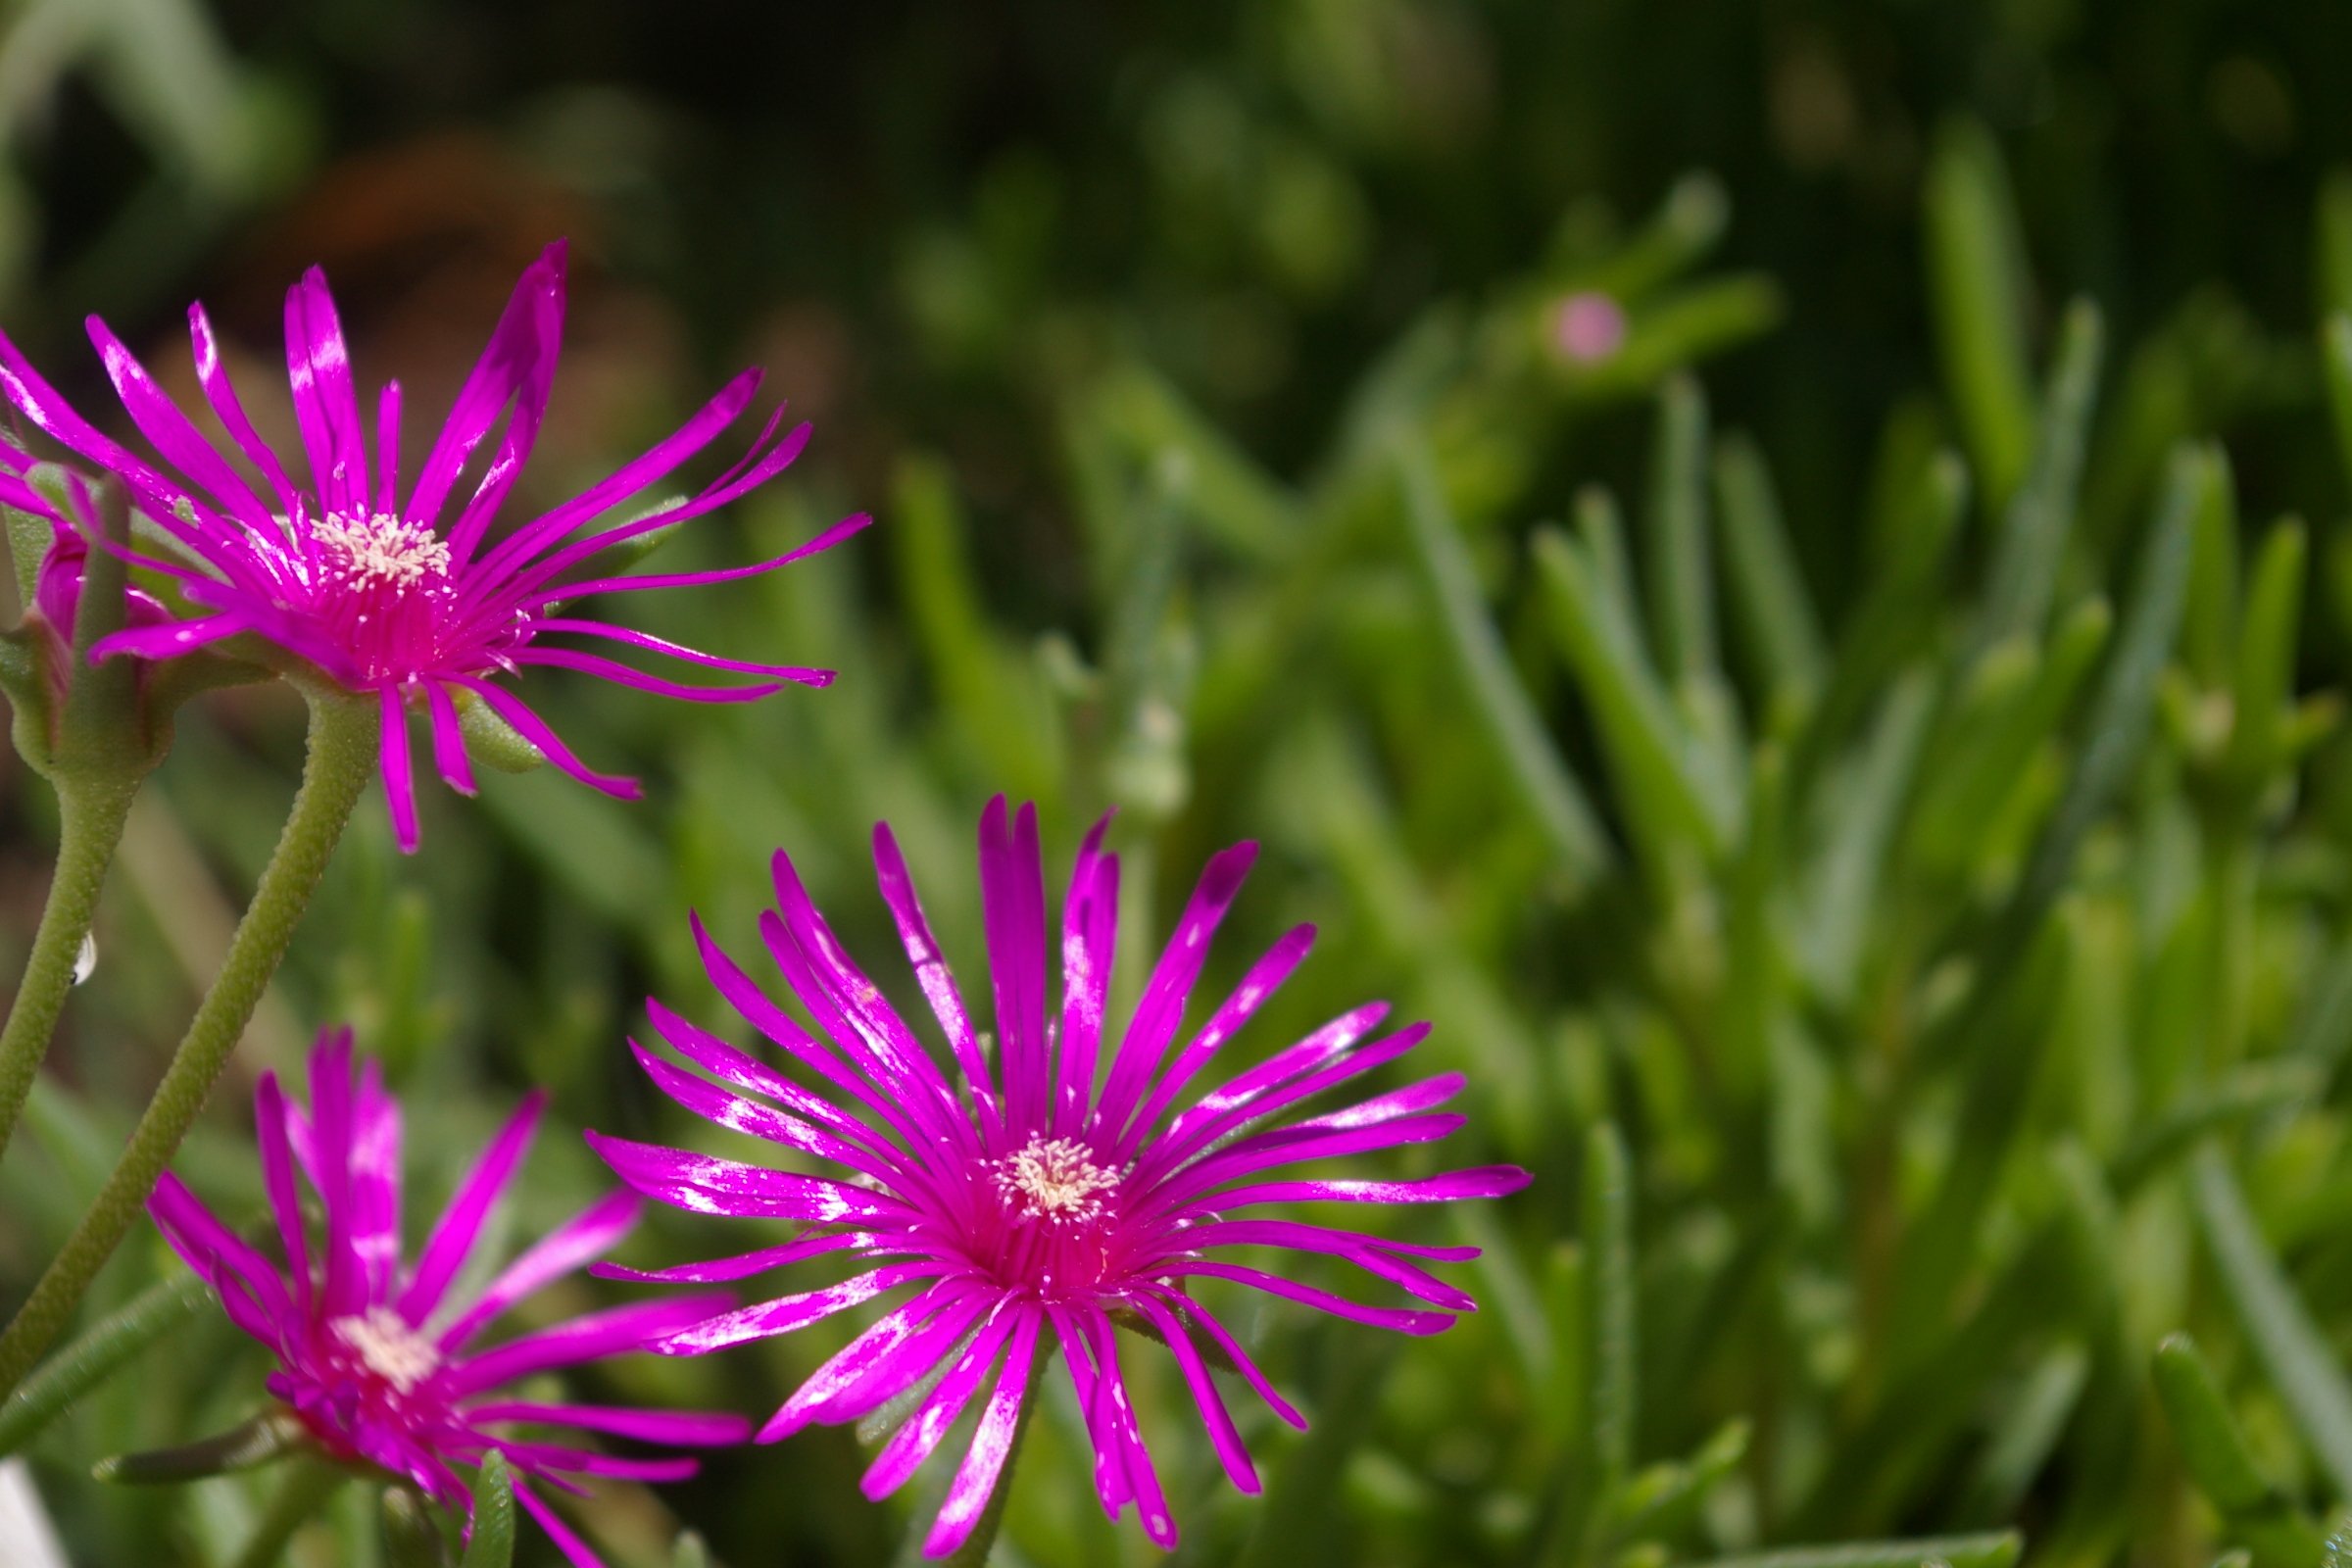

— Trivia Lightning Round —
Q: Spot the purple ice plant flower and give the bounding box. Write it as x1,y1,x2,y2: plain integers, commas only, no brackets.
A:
590,797,1531,1556
0,241,866,849
1550,290,1629,364
148,1030,747,1566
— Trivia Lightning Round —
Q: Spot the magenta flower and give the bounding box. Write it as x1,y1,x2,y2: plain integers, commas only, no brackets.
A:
591,798,1530,1556
1550,290,1629,364
148,1030,747,1566
0,241,865,849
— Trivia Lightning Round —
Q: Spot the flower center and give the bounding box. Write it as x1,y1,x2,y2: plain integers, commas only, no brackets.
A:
311,513,452,589
327,1305,440,1395
994,1136,1120,1226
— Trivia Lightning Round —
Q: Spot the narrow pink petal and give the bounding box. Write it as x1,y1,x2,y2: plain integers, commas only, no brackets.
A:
922,1306,1044,1558
446,1293,731,1395
480,416,810,609
490,1442,700,1483
1145,1110,1468,1217
398,1092,546,1322
649,1263,935,1356
1153,1002,1390,1168
1208,1165,1533,1210
644,993,905,1173
788,1286,994,1434
376,380,402,514
1077,1309,1176,1547
379,686,421,854
0,327,272,591
759,1280,984,1441
349,1056,405,1298
590,1229,868,1285
1054,815,1118,1136
308,1030,365,1316
872,823,998,1130
532,616,836,680
460,367,762,586
584,1129,906,1224
1183,1217,1481,1263
147,1172,294,1327
89,612,248,664
628,1038,900,1182
188,301,303,518
1145,1289,1305,1429
1172,1219,1478,1309
439,1190,641,1348
463,1402,748,1446
447,677,642,801
84,317,274,529
530,508,870,603
688,915,919,1135
423,681,478,797
1132,1295,1258,1494
509,645,787,703
760,855,968,1155
443,246,566,560
977,798,1051,1135
406,242,564,534
860,1303,1020,1500
1046,1303,1132,1514
1145,1014,1414,1181
512,1476,608,1568
1163,1261,1458,1334
1092,841,1257,1146
283,268,369,518
1284,1072,1465,1134
252,1073,313,1318
1120,924,1315,1157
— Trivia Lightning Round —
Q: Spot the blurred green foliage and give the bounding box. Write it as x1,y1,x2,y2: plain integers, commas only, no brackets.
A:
8,2,2352,1567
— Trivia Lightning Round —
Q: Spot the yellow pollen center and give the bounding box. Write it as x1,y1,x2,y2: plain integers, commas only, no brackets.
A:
312,513,452,588
995,1136,1120,1225
329,1305,441,1394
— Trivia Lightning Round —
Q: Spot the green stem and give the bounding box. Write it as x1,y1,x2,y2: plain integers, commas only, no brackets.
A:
0,776,139,1168
0,689,375,1397
229,1457,347,1568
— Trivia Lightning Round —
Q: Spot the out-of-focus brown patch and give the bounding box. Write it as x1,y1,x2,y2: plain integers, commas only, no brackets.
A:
139,131,694,516
744,303,854,427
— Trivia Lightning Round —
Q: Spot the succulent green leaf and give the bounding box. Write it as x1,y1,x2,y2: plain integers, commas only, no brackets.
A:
1583,1120,1636,1503
1926,116,2038,507
454,688,547,773
2193,1149,2352,1500
1534,512,1723,876
2153,1333,2328,1568
2227,518,2307,786
0,1268,212,1457
382,1485,456,1568
1714,432,1827,714
459,1452,516,1568
1397,436,1610,881
1970,298,2102,660
1646,374,1716,685
1691,1534,2021,1568
2324,316,2352,488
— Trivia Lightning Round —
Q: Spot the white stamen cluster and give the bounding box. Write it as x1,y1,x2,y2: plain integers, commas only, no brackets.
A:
329,1305,441,1395
312,513,452,588
994,1136,1120,1226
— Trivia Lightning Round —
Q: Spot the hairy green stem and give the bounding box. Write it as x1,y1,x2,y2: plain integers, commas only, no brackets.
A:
0,689,375,1397
0,777,138,1168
